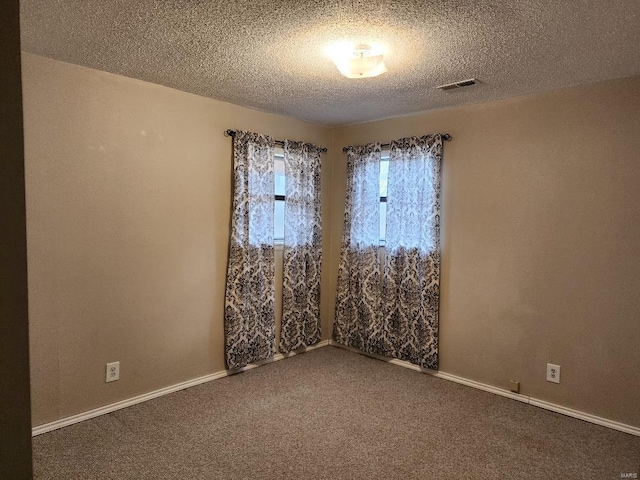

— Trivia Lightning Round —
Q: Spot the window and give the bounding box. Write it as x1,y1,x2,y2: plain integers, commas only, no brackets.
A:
274,149,285,243
277,149,388,244
379,152,390,244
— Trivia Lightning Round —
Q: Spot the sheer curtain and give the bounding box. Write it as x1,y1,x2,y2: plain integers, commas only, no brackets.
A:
381,135,443,369
280,141,322,353
224,131,276,369
333,143,383,353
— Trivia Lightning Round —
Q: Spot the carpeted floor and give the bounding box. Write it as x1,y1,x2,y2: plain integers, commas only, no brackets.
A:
33,346,639,479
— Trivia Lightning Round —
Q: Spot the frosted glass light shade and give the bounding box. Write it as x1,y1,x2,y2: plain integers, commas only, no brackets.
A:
330,43,387,79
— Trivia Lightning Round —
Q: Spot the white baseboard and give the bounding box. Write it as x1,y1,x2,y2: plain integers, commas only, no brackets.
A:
33,339,639,438
328,340,640,437
527,398,640,436
32,340,330,437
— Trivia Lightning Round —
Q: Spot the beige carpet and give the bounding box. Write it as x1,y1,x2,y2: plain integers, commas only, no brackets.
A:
33,346,639,479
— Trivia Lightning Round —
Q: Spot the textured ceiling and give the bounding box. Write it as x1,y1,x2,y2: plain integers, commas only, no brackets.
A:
20,1,640,126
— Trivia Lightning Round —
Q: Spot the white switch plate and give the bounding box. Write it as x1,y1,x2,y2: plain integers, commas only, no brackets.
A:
106,361,120,383
547,363,560,384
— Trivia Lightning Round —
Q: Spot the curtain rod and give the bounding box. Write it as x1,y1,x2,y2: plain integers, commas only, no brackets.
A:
224,129,328,153
342,133,452,153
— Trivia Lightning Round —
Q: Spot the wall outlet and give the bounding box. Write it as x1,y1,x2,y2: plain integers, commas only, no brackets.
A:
106,361,120,383
546,363,560,384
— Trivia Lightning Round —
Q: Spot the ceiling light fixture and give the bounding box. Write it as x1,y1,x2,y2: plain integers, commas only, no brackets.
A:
326,42,387,79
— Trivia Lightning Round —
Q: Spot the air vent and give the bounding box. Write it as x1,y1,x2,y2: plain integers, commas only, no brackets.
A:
436,78,478,91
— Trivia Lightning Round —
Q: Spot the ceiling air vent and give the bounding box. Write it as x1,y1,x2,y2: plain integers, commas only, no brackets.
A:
436,78,477,91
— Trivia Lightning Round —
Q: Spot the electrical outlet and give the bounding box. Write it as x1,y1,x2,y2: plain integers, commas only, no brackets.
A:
106,361,120,383
546,363,560,384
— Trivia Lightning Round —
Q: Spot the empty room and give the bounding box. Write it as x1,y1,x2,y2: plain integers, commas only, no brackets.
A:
2,1,640,479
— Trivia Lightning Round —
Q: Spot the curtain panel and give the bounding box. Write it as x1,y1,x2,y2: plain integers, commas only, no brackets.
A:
333,135,443,370
280,141,323,352
333,143,383,352
224,130,276,369
381,135,443,369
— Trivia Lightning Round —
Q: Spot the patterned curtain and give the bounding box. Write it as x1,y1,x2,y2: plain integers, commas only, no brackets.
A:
224,131,276,369
333,143,383,352
280,141,322,353
381,135,443,369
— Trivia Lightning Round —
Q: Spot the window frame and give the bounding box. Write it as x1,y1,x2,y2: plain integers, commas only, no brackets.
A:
274,150,285,245
379,151,390,246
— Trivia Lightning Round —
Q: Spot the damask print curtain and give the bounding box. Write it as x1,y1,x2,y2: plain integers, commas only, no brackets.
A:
279,141,322,353
224,131,276,369
333,143,383,352
381,135,443,369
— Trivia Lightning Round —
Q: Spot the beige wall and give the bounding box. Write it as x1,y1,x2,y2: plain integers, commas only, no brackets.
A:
333,76,640,427
24,51,640,430
1,2,33,477
23,54,335,426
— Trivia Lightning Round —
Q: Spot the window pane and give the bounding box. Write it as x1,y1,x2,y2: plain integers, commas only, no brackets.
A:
274,200,285,240
274,156,285,196
379,155,389,242
380,158,389,197
274,155,285,241
379,200,387,242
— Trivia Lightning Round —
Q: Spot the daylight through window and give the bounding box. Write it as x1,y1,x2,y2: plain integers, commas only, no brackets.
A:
274,151,285,242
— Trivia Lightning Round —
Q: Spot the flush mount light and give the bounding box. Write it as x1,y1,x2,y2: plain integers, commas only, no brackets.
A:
326,42,387,79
